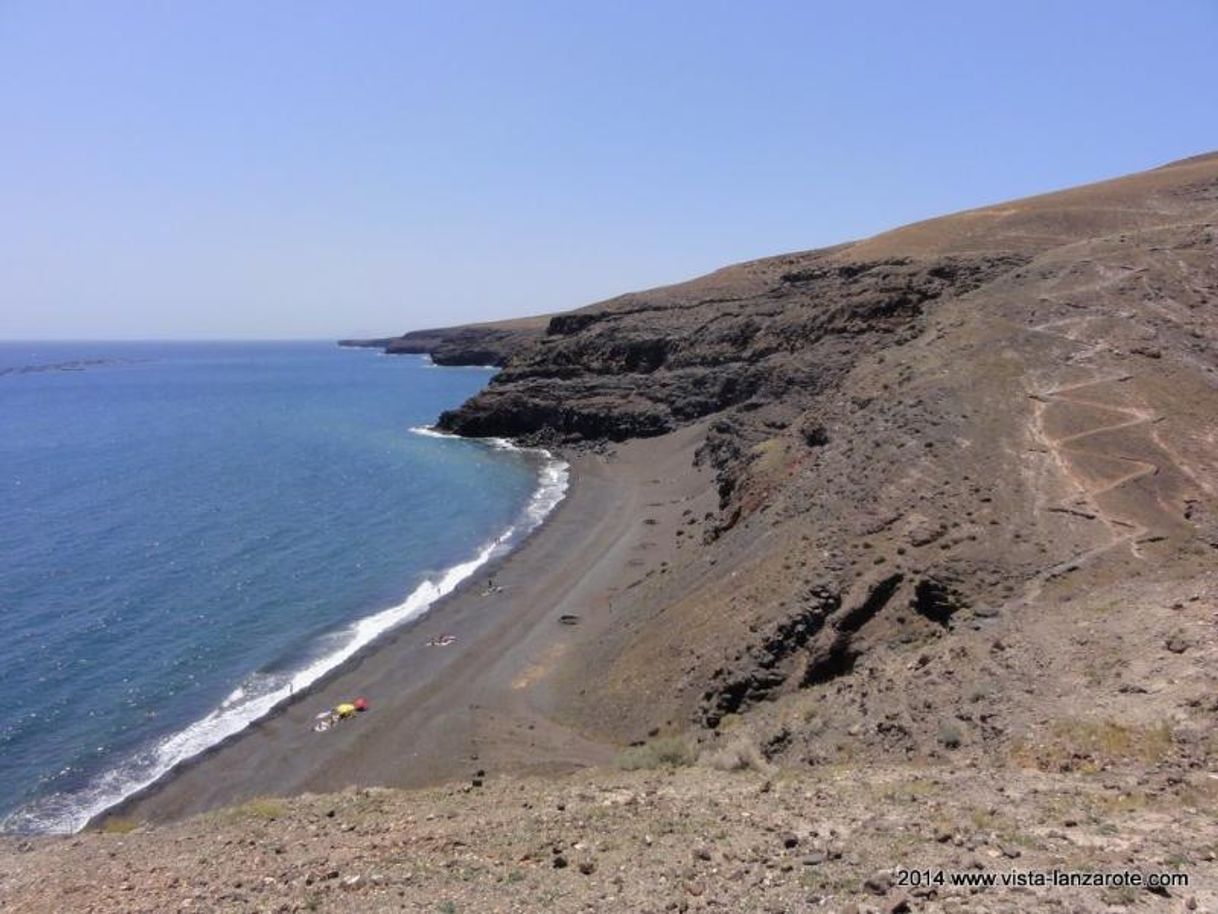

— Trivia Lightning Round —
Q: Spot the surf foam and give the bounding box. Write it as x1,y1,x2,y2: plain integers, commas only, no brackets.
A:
3,436,568,835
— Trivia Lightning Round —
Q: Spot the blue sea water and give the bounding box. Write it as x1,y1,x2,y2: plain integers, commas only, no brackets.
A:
0,341,564,833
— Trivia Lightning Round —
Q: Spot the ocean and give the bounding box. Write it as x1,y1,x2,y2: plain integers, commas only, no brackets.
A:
0,341,566,834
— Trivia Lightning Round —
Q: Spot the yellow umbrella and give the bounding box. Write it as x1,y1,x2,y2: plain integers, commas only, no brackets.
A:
335,702,357,718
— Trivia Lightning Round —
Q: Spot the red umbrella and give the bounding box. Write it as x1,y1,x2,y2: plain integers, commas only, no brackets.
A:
353,697,369,712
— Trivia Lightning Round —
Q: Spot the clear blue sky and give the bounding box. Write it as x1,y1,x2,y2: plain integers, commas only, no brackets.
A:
2,1,1215,339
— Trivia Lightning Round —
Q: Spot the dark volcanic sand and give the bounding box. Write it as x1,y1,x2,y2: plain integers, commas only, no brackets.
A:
108,426,712,824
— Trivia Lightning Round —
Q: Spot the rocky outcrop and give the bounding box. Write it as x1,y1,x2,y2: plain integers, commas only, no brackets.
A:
435,253,1029,440
339,318,549,367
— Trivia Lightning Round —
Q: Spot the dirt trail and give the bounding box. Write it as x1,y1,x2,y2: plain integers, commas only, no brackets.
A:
1034,374,1157,554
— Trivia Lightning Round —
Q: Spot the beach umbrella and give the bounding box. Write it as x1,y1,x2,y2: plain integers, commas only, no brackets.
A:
354,697,369,711
335,702,356,718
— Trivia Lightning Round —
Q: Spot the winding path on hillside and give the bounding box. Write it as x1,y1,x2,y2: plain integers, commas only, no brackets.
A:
1013,258,1178,603
1032,374,1158,557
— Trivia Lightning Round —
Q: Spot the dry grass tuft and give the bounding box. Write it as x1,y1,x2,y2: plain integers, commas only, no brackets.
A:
699,736,774,774
616,736,698,771
1012,719,1174,773
227,796,287,821
99,816,139,834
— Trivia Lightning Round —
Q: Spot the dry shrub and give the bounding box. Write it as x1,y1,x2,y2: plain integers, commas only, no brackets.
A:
699,736,774,774
227,796,287,821
100,816,139,834
616,736,698,771
1011,718,1174,773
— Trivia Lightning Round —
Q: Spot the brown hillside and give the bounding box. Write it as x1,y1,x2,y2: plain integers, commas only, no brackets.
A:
436,154,1218,769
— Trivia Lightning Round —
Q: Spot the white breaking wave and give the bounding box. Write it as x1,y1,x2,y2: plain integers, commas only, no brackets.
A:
408,424,454,438
3,437,568,836
409,427,569,527
416,354,498,371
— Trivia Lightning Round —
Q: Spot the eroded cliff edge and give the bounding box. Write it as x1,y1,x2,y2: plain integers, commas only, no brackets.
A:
340,315,549,367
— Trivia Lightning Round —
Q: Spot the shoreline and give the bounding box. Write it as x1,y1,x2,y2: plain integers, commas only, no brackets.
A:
3,347,570,837
72,441,569,831
5,435,567,835
98,425,712,827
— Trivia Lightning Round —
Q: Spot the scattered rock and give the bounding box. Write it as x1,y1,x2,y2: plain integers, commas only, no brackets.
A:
864,871,892,895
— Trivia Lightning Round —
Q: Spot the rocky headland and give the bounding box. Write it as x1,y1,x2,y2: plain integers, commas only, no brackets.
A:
339,314,549,367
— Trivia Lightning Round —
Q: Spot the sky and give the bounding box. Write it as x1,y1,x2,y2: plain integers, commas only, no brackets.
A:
1,2,1215,340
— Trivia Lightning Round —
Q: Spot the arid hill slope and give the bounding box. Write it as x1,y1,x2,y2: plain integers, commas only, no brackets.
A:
6,764,1216,912
425,156,1218,763
309,154,1218,778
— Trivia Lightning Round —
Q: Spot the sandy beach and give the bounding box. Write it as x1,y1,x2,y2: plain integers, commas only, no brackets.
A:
106,425,712,825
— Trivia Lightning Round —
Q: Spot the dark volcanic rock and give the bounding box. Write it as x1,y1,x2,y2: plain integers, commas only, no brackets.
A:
342,318,549,367
435,254,1028,442
390,326,524,367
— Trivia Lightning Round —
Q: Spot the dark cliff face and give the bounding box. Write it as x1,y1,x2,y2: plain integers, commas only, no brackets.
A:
342,320,549,367
386,327,523,366
434,252,1029,442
